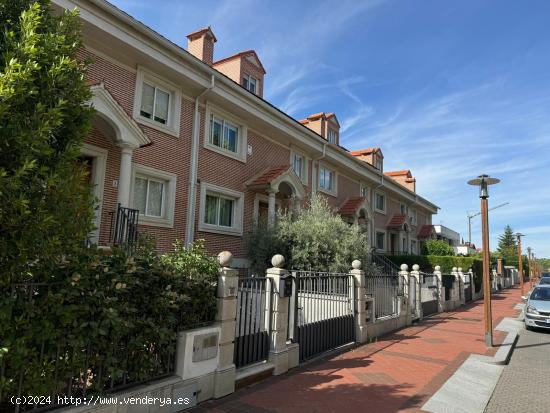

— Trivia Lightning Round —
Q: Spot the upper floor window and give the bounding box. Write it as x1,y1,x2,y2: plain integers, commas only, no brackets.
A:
361,186,369,198
140,82,169,125
293,154,305,180
328,129,338,144
375,192,386,212
374,155,383,171
242,74,257,94
319,167,336,193
409,208,417,225
400,203,407,215
210,115,238,153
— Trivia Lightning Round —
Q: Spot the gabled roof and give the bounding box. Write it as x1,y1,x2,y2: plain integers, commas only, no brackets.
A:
186,26,217,42
299,112,340,126
387,214,407,229
213,50,266,74
338,197,367,215
351,147,383,158
247,165,290,187
385,170,412,178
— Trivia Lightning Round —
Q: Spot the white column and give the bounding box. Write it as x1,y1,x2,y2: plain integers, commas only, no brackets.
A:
117,146,134,208
267,190,276,228
399,264,411,325
350,260,368,343
410,264,422,319
457,267,465,306
434,265,443,312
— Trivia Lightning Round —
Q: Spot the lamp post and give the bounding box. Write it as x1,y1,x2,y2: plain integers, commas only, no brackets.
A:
468,174,500,347
516,233,525,295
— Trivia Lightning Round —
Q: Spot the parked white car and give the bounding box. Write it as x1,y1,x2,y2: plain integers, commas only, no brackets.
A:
525,285,550,330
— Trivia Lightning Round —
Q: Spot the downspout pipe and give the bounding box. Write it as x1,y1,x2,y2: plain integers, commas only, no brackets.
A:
185,75,215,247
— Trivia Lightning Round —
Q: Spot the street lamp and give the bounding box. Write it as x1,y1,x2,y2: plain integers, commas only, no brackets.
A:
515,233,525,295
468,174,500,347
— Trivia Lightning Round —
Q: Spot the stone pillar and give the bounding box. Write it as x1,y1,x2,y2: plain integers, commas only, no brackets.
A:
457,267,465,305
350,259,368,343
213,251,238,398
410,264,422,319
117,146,133,207
267,190,276,228
434,265,444,312
399,264,412,325
266,254,293,375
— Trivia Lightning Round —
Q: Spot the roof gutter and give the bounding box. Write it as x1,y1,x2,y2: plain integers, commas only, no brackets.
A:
185,75,215,247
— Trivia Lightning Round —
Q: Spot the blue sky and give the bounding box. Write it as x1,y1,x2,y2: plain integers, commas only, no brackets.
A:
111,0,550,257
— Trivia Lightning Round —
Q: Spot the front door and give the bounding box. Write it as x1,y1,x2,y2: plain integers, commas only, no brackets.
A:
390,233,397,254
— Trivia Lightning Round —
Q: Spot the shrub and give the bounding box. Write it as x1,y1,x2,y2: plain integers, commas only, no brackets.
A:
422,239,455,256
247,195,368,273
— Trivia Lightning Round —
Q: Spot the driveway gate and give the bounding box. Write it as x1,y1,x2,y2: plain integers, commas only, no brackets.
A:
421,272,439,317
464,273,473,302
234,277,273,369
289,272,355,362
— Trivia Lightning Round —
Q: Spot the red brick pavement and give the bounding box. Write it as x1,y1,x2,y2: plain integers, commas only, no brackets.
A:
190,287,522,413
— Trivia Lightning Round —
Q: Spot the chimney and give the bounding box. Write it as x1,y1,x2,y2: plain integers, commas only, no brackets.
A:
384,170,416,193
299,112,340,144
187,27,217,66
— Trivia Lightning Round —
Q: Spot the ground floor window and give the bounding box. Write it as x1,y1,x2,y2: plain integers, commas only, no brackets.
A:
133,176,165,218
199,182,244,236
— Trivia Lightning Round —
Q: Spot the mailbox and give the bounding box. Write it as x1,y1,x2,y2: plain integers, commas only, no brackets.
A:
279,273,294,298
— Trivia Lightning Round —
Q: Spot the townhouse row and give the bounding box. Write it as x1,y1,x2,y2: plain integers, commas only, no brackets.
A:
56,0,439,269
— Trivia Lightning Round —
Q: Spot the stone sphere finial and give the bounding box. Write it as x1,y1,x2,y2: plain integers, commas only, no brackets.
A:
217,251,233,267
452,266,458,272
434,265,441,271
468,268,472,273
271,254,285,268
458,267,463,272
352,260,362,270
400,264,409,271
412,264,420,271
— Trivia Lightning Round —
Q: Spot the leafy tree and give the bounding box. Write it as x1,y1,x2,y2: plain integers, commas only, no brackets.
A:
422,239,454,256
497,225,517,260
0,1,94,285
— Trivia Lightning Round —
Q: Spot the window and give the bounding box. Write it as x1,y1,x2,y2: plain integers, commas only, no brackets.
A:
402,238,407,253
375,192,386,212
328,129,338,144
133,176,165,217
376,231,386,251
131,164,177,228
361,186,369,198
140,82,170,125
411,240,417,255
293,154,305,180
199,183,244,236
410,209,417,225
133,67,181,137
400,203,407,215
242,74,257,94
374,156,383,171
210,115,239,153
319,167,336,193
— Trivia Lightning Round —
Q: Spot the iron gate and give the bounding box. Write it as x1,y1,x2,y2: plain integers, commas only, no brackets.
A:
421,272,439,317
464,273,473,302
234,277,273,369
290,272,355,362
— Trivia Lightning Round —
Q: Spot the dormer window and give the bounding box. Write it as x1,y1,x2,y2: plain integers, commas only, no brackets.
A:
242,74,257,94
328,129,338,144
374,155,383,171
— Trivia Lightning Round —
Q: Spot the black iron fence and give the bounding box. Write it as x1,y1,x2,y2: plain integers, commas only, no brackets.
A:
365,275,404,319
109,203,139,250
234,277,273,369
1,282,178,413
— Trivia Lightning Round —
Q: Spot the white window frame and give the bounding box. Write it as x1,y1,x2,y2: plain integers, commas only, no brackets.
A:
400,203,407,215
360,185,369,199
318,164,337,196
133,67,182,137
130,164,177,228
374,191,386,214
204,105,248,162
199,182,244,236
327,129,338,144
409,208,417,225
375,230,386,252
290,149,309,185
242,74,258,94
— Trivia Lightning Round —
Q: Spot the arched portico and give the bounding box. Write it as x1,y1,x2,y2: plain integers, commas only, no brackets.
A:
338,197,374,247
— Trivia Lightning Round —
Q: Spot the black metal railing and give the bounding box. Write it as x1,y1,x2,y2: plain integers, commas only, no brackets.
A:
234,277,273,369
365,275,403,319
109,203,139,250
1,282,177,413
368,251,400,276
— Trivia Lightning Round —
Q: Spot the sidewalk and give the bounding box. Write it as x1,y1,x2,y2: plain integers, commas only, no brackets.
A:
485,319,550,413
190,287,522,413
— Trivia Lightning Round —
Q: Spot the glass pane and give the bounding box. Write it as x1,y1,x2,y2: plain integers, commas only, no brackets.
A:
211,118,222,147
224,123,237,152
205,195,219,225
219,198,233,227
147,180,164,217
249,77,256,93
328,171,334,190
242,77,249,89
133,177,147,214
293,155,302,177
140,83,155,119
154,89,169,124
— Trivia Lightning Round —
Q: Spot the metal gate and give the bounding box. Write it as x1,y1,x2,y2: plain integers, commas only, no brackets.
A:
421,272,439,317
409,276,419,319
464,273,473,302
289,272,355,362
234,277,273,369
